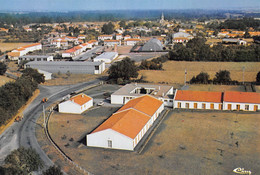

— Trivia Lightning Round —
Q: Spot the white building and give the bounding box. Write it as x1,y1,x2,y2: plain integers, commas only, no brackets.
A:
111,83,174,107
223,91,260,111
38,69,52,80
124,39,141,46
59,93,93,114
8,43,42,60
174,90,223,110
115,34,123,40
104,40,121,46
87,95,164,151
124,35,131,40
98,35,113,41
18,55,53,64
93,52,118,63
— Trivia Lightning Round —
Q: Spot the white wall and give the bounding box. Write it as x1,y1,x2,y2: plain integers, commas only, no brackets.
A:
59,99,93,114
223,102,260,111
87,129,134,150
174,100,222,110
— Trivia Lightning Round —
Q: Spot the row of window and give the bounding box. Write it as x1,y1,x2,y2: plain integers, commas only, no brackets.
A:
177,102,258,111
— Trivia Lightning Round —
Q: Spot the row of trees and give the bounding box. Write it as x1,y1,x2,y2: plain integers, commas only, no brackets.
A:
190,70,238,85
0,147,62,175
0,68,44,126
169,37,260,62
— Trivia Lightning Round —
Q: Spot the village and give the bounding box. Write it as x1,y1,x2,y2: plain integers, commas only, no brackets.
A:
0,8,260,175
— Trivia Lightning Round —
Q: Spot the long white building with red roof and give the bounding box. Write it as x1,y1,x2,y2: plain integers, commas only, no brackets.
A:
8,43,42,60
87,95,164,151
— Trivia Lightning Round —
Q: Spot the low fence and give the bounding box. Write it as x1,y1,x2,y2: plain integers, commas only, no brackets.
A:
42,83,104,175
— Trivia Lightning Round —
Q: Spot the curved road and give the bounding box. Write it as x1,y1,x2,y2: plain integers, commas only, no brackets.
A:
0,79,100,168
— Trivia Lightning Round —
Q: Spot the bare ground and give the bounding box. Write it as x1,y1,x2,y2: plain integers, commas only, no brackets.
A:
47,108,260,175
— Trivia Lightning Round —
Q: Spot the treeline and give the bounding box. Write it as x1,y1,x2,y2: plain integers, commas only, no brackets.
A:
0,68,44,126
169,38,260,62
139,54,168,70
218,18,260,30
0,9,249,26
190,70,239,85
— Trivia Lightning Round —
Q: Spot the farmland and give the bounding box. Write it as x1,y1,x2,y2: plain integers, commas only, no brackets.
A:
0,42,34,52
47,109,260,175
139,61,260,84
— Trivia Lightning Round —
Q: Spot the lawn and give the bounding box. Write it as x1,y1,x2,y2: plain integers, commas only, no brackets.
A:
0,42,34,52
139,61,260,85
48,108,260,175
0,75,14,86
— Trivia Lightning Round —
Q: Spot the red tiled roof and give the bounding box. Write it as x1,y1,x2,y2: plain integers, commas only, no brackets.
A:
91,108,150,139
70,93,92,106
224,91,260,104
117,95,163,116
175,90,222,103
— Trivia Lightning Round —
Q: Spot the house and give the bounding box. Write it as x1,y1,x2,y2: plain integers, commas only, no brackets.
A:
87,40,98,48
174,90,223,110
111,83,174,107
87,95,164,151
133,35,141,39
93,52,118,63
98,35,113,41
222,39,247,45
24,28,32,32
25,61,105,74
124,38,141,46
18,55,53,64
172,32,193,41
115,34,123,40
223,91,260,111
172,37,189,44
0,28,8,33
104,40,121,46
124,35,131,40
78,35,86,40
59,93,93,114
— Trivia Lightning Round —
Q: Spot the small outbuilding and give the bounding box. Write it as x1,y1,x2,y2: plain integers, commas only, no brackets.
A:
59,93,93,114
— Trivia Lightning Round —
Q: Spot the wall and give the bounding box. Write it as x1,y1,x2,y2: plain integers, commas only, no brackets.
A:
174,100,222,110
223,102,260,111
87,129,134,151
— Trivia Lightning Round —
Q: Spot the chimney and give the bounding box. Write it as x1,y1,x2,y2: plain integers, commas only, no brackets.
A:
81,94,84,97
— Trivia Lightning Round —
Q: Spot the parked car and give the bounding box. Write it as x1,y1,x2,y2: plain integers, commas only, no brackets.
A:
97,101,104,106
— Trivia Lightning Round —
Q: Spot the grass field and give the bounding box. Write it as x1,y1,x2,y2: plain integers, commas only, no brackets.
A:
48,109,260,175
0,75,14,86
139,61,260,85
0,42,34,52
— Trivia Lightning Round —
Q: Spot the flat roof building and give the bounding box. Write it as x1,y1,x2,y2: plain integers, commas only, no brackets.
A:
25,61,105,74
93,52,118,63
18,55,53,64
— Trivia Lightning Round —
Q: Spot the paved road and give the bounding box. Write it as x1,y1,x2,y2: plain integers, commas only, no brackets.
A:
0,79,101,168
74,46,103,61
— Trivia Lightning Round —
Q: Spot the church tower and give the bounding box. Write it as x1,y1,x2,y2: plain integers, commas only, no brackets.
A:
160,12,165,25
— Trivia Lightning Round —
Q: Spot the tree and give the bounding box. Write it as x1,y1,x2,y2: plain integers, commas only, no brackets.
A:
101,22,114,35
213,70,232,84
3,147,43,175
190,72,210,84
108,57,138,81
22,68,45,84
43,166,63,175
0,62,7,75
256,71,260,83
119,20,126,28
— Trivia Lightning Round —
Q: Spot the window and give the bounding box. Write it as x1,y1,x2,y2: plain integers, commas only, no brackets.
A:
37,58,41,61
95,66,99,70
178,102,181,108
202,103,206,109
228,104,232,110
43,58,47,61
254,105,258,111
194,103,198,109
245,105,249,111
236,105,240,110
108,140,112,148
210,103,214,109
185,103,189,109
219,104,222,110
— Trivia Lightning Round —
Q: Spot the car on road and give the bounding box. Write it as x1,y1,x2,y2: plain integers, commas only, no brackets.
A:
97,101,104,106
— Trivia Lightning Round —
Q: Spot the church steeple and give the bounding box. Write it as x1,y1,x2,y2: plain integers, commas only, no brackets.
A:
161,12,164,21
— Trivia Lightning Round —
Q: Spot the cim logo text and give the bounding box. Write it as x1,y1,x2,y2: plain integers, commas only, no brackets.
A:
233,167,251,175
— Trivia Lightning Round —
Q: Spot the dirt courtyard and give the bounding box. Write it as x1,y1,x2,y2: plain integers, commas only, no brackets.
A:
48,108,260,175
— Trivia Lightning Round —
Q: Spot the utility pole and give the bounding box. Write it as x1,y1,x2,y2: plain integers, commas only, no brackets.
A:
185,69,187,86
43,105,46,128
242,66,245,85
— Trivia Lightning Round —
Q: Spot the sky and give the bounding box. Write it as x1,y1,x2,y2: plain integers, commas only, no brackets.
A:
0,0,259,12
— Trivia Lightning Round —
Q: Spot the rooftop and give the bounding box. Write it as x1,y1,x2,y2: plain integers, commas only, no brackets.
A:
70,93,92,106
223,91,260,104
175,90,223,103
